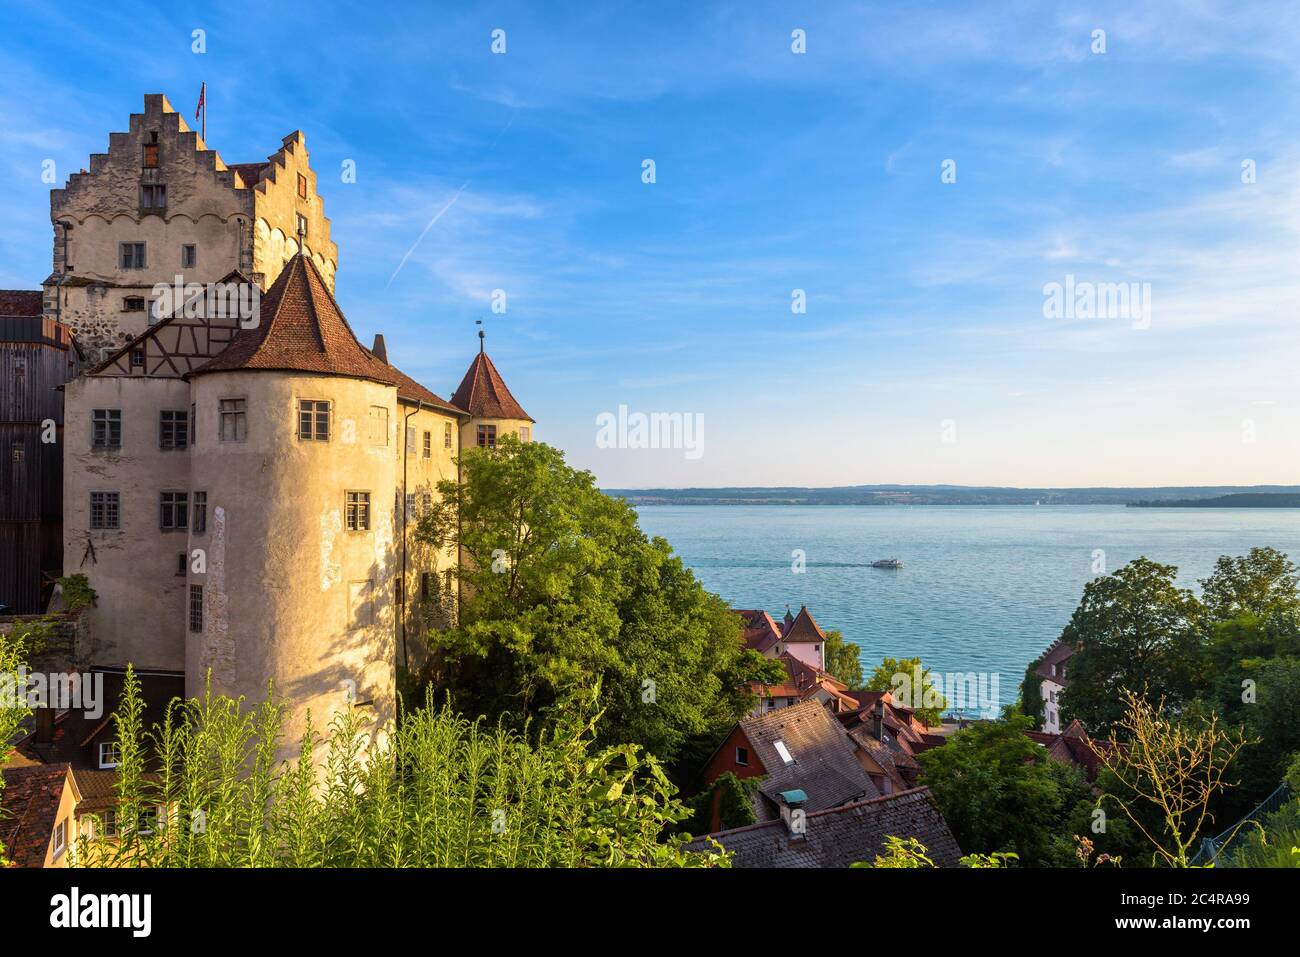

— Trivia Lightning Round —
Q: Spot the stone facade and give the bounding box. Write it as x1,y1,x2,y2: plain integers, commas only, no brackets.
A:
45,94,338,363
55,95,535,759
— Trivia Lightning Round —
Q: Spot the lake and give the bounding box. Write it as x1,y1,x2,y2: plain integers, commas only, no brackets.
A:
634,505,1300,712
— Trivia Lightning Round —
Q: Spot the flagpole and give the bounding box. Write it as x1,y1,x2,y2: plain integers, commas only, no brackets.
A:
201,82,206,142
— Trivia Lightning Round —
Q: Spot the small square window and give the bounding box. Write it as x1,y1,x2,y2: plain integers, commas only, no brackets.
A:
219,398,247,442
346,491,371,531
298,400,330,441
159,410,188,449
119,243,146,270
181,244,197,268
123,296,145,312
160,491,189,531
477,424,496,448
91,409,121,449
99,741,121,769
140,184,167,209
90,491,120,529
130,349,145,369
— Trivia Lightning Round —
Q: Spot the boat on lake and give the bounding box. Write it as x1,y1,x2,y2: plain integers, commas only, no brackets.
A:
870,558,903,569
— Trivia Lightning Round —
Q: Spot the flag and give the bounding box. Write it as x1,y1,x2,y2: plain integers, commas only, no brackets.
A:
195,82,205,121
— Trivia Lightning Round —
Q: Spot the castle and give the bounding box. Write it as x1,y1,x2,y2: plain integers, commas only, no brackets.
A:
41,94,533,749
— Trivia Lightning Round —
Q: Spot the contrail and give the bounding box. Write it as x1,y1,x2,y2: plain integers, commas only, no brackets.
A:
385,182,468,290
384,113,517,291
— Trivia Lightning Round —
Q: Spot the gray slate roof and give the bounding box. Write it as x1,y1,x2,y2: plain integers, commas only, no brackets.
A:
739,699,879,815
689,787,962,868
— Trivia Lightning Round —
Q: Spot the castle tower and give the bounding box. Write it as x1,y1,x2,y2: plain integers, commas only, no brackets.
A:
45,94,338,362
449,331,534,451
186,255,403,747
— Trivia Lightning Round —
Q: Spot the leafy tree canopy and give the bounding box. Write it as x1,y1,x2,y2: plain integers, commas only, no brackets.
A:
916,715,1081,866
1058,557,1204,732
822,628,863,687
866,655,948,726
415,437,783,764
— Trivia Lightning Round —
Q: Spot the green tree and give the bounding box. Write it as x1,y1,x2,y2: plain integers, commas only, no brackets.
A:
1059,558,1204,732
822,628,863,687
866,656,948,726
1200,547,1300,626
415,437,782,763
915,715,1076,866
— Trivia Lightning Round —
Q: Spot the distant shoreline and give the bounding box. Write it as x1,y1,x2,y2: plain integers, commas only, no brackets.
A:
605,485,1300,507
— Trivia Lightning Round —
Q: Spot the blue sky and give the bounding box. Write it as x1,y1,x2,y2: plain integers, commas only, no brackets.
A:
2,1,1298,488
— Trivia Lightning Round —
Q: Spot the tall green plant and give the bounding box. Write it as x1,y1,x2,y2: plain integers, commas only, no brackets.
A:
78,671,726,868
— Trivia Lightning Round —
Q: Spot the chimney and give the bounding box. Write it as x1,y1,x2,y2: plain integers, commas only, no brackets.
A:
778,789,807,839
873,699,884,741
371,334,388,363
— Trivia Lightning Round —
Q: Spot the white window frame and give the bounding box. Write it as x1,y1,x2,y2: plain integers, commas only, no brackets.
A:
99,741,121,769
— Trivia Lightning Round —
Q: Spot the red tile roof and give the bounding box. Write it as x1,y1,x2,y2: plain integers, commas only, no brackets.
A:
1,764,73,867
192,255,403,392
781,605,827,644
450,349,532,421
735,609,783,654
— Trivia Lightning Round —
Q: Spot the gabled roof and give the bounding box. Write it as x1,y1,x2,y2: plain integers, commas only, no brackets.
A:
450,348,532,421
687,787,961,868
1034,639,1076,684
738,699,878,813
191,254,398,386
781,605,827,644
0,763,76,867
735,609,783,654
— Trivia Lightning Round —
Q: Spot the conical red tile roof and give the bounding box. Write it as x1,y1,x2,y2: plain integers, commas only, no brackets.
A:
192,254,400,386
450,349,531,421
781,605,827,644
